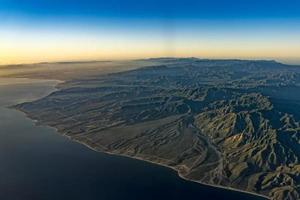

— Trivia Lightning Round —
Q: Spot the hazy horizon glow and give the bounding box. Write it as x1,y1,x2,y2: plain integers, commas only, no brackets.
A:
1,0,300,65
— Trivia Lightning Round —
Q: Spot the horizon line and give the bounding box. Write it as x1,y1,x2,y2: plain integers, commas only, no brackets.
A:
2,57,300,67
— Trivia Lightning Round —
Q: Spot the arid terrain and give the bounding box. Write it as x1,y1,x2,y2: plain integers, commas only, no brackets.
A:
9,58,300,200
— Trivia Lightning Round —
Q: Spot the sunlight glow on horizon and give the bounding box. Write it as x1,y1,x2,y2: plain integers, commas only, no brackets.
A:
2,0,300,65
1,16,300,65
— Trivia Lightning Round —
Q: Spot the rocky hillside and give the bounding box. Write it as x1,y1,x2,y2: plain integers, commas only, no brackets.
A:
15,58,300,199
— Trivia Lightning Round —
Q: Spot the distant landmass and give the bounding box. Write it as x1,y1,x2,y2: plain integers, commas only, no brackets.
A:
15,58,300,200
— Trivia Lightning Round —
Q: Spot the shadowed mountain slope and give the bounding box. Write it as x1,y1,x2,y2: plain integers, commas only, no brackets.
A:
15,58,300,199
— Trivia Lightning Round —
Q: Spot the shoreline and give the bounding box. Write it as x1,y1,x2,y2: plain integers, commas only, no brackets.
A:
71,137,270,200
11,77,270,200
16,108,270,200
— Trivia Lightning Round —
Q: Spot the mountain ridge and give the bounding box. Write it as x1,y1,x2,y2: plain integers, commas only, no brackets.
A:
14,58,300,199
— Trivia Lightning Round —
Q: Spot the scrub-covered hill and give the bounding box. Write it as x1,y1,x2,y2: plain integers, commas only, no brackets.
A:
16,58,300,199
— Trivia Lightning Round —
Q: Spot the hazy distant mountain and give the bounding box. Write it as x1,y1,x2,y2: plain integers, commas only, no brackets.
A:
16,58,300,200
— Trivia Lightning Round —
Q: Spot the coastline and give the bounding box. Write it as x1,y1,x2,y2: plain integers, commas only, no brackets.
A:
71,137,270,200
16,108,270,200
0,78,63,108
11,77,270,200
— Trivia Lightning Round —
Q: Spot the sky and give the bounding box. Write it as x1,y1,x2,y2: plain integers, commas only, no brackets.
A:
1,0,300,65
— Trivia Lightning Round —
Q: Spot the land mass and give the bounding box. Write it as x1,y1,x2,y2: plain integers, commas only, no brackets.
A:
13,58,300,200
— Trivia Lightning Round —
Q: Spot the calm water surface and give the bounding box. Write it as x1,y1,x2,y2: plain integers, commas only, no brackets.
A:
0,79,266,200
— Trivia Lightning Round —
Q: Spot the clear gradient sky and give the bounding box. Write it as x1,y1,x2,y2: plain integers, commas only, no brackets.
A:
1,0,300,64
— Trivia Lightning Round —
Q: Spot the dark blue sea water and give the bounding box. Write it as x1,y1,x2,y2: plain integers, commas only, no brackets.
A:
0,80,266,200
